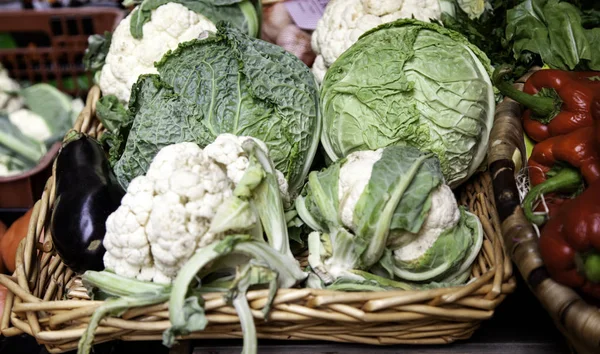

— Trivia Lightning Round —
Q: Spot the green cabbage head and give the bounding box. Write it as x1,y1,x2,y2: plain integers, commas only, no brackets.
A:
320,19,495,188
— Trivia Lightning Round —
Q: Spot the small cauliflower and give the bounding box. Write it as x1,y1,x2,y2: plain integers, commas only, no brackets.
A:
8,109,53,142
311,0,443,82
296,145,483,287
392,184,460,261
0,65,23,114
103,134,291,284
99,2,216,103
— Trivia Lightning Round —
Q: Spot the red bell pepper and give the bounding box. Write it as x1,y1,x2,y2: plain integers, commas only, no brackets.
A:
494,66,600,142
522,127,600,225
539,179,600,300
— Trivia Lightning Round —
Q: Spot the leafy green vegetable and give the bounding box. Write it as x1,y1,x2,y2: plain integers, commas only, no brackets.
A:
111,23,320,195
112,75,212,187
320,19,495,188
129,0,260,39
95,95,129,134
506,0,600,71
441,0,529,71
83,32,112,72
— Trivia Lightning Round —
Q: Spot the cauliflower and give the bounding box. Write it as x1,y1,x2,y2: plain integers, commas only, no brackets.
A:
311,0,443,82
338,149,382,230
297,145,483,286
337,149,461,259
99,2,216,103
8,109,53,142
0,65,23,114
103,134,290,284
392,184,460,261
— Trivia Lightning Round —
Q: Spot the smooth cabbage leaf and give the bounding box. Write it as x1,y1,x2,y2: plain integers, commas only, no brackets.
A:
320,19,495,188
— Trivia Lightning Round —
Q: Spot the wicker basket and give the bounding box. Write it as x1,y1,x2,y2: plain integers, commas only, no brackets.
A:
0,85,514,353
488,68,600,354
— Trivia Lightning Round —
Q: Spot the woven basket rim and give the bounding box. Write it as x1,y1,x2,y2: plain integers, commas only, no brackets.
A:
0,84,514,353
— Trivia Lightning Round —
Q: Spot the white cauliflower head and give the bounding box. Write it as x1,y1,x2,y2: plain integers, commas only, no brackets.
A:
311,0,443,82
334,148,461,262
103,135,289,284
8,109,53,142
99,2,216,103
338,149,383,231
392,184,460,262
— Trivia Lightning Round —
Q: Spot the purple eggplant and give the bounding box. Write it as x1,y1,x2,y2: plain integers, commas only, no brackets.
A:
50,132,125,273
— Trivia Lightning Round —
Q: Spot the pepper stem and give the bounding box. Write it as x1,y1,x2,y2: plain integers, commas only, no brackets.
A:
584,253,600,283
522,167,582,226
492,65,561,123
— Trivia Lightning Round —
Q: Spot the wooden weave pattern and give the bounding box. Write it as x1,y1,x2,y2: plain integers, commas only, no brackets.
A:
488,69,600,354
0,86,514,353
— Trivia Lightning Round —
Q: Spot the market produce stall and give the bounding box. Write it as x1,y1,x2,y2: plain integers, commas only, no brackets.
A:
0,0,599,354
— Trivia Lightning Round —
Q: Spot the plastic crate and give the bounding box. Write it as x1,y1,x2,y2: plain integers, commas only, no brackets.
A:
0,7,123,97
0,8,122,209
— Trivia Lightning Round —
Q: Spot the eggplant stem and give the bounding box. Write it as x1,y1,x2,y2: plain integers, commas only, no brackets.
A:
493,65,560,121
522,167,582,226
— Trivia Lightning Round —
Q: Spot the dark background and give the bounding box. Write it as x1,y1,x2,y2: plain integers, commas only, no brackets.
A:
0,209,571,354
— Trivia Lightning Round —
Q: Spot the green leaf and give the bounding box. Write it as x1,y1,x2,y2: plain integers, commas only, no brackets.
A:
95,95,129,133
241,139,296,261
209,196,257,234
168,236,306,345
0,116,45,164
112,74,213,189
301,162,341,231
506,0,600,71
83,32,112,72
353,147,435,268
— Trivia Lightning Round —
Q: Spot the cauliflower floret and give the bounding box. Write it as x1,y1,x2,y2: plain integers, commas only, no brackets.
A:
311,0,442,82
338,149,383,230
103,176,156,282
103,136,287,284
393,184,460,261
204,133,291,208
99,2,216,103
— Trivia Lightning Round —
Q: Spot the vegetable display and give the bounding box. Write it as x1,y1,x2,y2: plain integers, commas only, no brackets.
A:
320,19,495,188
296,146,483,289
103,23,320,197
15,0,600,351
